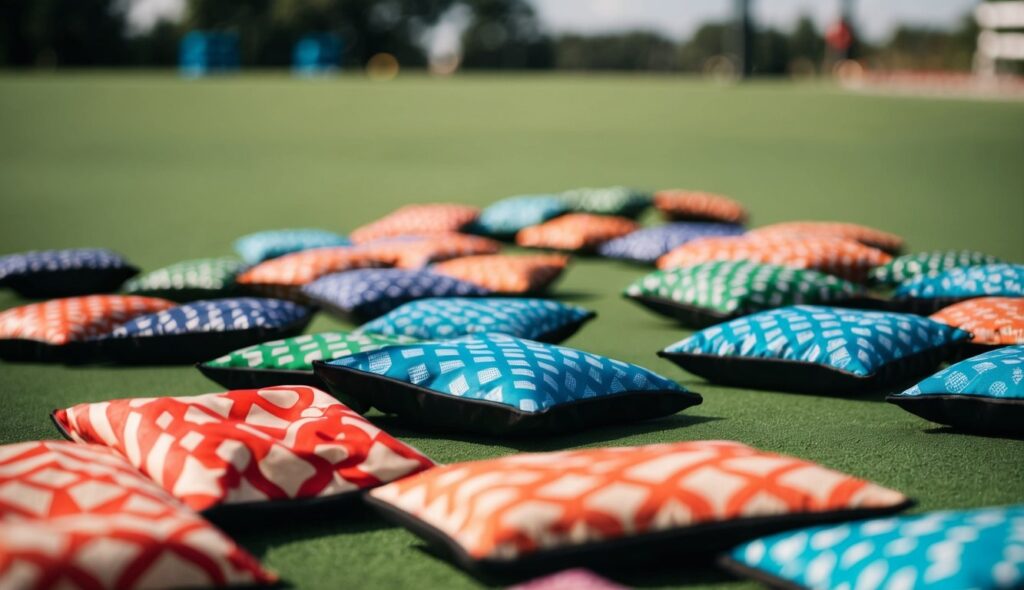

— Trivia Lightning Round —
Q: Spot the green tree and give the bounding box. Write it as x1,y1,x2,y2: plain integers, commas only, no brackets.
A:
459,0,552,69
0,0,128,66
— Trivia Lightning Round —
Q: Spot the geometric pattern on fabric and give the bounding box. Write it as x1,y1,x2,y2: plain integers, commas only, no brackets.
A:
355,297,594,342
105,298,312,338
727,505,1024,590
203,331,420,371
0,295,175,345
0,440,275,588
748,221,905,254
123,258,248,296
352,233,501,269
598,223,746,264
869,250,1005,287
931,297,1024,346
430,254,569,294
652,190,748,224
897,345,1024,400
53,386,435,511
349,204,480,244
516,213,641,253
656,235,893,283
625,261,864,316
0,248,135,283
664,305,971,377
301,269,492,320
234,247,384,292
474,195,569,236
559,186,651,218
233,229,350,265
368,440,909,561
894,264,1024,300
328,332,688,414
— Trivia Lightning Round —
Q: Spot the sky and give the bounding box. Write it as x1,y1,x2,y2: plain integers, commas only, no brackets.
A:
127,0,980,43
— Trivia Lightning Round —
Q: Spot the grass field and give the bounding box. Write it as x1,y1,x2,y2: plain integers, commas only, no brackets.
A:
0,73,1022,589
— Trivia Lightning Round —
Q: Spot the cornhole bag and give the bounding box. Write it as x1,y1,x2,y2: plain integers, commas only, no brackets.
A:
931,297,1024,354
749,221,905,254
123,257,248,302
892,264,1024,315
657,235,892,283
94,298,313,364
625,261,867,329
653,190,748,224
233,228,350,264
314,332,701,435
366,440,910,576
301,268,491,321
559,186,651,219
53,386,435,512
357,298,595,344
473,195,568,238
0,440,275,588
869,249,1005,287
350,204,480,244
234,247,382,300
0,295,175,362
516,214,640,253
723,505,1024,590
598,222,746,264
510,569,627,590
197,331,418,390
354,233,501,269
659,305,970,394
0,248,139,298
887,345,1024,435
430,254,569,294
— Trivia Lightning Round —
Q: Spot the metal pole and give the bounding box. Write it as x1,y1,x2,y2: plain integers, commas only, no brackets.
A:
735,0,754,77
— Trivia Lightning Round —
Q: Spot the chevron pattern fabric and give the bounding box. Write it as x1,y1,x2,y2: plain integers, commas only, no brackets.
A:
302,269,491,320
350,204,480,244
356,297,594,342
328,332,690,414
368,440,909,563
430,254,569,294
598,222,745,264
234,247,383,295
656,235,892,283
931,297,1024,345
0,295,175,345
869,250,1005,287
897,345,1024,400
559,186,651,218
0,248,135,282
474,195,568,236
516,213,640,252
352,233,501,269
894,264,1024,300
664,305,970,377
205,331,419,371
123,257,247,299
653,190,748,224
626,261,863,318
749,221,905,254
0,440,274,588
233,229,350,264
104,298,311,338
54,386,435,511
727,505,1024,590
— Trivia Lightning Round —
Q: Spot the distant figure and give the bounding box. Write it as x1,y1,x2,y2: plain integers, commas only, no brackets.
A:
180,31,240,77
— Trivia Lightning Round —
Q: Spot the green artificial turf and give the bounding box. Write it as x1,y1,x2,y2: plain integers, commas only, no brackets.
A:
1,73,1022,589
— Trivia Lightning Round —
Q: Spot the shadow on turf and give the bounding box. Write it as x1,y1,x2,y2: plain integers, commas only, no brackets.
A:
924,425,1024,441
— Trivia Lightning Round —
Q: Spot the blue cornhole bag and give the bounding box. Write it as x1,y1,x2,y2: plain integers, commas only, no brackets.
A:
234,229,350,264
722,505,1024,590
892,263,1024,314
888,345,1024,436
97,297,313,364
301,268,492,321
598,222,745,264
659,305,970,394
472,195,568,238
314,332,701,434
357,297,595,344
0,248,138,298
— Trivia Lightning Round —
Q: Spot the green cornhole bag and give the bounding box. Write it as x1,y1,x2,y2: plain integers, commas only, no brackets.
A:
869,250,1004,287
123,257,248,302
559,186,651,219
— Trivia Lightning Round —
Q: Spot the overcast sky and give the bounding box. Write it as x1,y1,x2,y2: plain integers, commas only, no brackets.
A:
128,0,980,43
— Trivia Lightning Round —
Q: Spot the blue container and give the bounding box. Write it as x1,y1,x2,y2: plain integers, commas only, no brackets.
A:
293,34,342,76
180,31,240,77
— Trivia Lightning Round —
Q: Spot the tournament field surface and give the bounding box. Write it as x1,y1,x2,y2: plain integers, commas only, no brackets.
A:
0,73,1022,589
